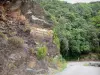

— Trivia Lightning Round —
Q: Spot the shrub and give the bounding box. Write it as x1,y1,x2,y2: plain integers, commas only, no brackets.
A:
8,36,24,48
53,32,60,49
97,54,100,60
53,55,66,71
37,45,48,59
0,32,7,40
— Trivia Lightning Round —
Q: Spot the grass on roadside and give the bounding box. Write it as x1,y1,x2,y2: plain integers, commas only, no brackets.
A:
53,55,67,72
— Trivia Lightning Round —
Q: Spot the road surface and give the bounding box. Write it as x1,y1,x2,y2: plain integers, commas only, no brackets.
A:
56,61,100,75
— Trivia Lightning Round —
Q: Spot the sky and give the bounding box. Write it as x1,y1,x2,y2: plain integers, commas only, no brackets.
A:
60,0,100,4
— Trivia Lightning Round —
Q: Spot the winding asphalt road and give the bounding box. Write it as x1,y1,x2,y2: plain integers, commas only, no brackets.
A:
56,61,100,75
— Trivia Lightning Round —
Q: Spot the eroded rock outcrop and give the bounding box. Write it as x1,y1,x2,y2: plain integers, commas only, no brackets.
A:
0,0,59,75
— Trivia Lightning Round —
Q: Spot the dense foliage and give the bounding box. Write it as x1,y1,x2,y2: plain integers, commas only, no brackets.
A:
38,0,100,59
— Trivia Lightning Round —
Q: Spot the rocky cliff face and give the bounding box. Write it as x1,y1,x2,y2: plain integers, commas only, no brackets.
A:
0,0,59,75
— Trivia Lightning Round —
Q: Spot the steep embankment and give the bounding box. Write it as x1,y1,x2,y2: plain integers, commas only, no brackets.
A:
0,0,59,75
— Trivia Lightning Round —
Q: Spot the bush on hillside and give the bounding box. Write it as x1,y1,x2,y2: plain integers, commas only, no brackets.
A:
0,32,7,40
53,32,60,50
37,45,48,59
8,36,24,48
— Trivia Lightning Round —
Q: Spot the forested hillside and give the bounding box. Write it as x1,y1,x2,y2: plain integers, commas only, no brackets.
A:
38,0,100,60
